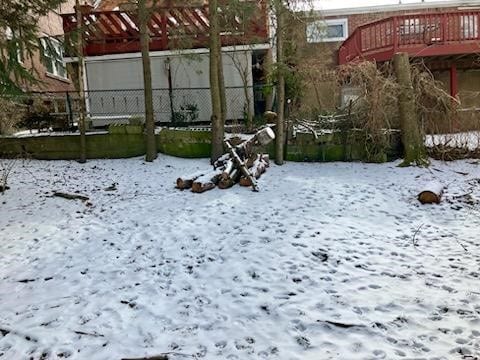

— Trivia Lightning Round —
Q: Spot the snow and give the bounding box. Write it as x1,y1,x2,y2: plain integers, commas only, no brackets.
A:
425,132,480,151
1,156,480,359
11,130,108,138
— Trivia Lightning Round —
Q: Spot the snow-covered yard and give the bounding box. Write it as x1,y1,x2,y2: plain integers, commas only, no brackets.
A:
1,156,480,360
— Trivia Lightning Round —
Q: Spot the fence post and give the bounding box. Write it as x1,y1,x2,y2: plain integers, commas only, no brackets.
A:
66,91,73,129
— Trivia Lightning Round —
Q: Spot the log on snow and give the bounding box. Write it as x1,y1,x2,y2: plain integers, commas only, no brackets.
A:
218,168,240,189
191,170,223,193
224,140,259,192
239,156,268,187
418,181,444,204
221,159,235,179
213,153,230,169
176,170,205,190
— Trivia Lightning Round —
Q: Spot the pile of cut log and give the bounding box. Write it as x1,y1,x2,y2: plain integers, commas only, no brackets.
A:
176,127,275,193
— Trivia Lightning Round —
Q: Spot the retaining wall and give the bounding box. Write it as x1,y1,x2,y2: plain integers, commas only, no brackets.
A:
0,127,402,162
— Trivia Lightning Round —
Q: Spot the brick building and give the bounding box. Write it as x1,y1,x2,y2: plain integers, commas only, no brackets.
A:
297,1,480,117
21,0,91,92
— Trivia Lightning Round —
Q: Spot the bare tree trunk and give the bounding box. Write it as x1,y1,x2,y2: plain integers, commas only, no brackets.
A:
228,51,253,130
209,0,224,162
274,0,285,165
218,48,227,126
393,52,428,167
139,0,157,162
264,48,274,112
75,0,87,163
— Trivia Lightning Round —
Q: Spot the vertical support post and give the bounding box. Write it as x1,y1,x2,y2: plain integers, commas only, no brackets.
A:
356,29,362,55
161,10,168,49
450,63,458,99
392,17,398,53
440,13,446,43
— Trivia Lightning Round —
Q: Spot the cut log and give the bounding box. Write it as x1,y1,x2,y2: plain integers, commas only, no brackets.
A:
191,169,223,193
213,153,230,169
224,139,259,192
252,157,267,178
418,181,444,204
221,159,235,179
255,127,276,146
239,176,252,187
235,127,275,159
261,154,270,167
239,157,268,186
264,111,277,123
176,170,205,190
218,168,240,189
191,182,216,193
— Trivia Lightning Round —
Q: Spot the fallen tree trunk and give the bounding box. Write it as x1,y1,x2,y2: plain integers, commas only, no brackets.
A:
418,181,444,204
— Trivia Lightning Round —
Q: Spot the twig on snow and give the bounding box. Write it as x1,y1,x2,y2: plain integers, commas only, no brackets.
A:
73,330,104,337
412,223,424,247
53,191,89,201
121,352,198,360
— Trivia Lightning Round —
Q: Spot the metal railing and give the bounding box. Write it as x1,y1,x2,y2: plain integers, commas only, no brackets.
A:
2,85,273,131
62,1,269,56
339,10,480,64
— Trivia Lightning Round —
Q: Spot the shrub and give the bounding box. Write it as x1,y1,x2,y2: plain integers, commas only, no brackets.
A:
0,98,26,135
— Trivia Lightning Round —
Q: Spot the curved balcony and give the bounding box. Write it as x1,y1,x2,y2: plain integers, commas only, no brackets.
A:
339,11,480,65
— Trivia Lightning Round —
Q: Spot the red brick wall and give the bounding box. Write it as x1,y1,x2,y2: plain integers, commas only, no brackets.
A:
27,0,78,92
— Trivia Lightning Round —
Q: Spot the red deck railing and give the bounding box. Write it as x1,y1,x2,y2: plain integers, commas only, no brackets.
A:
339,10,480,64
62,1,269,57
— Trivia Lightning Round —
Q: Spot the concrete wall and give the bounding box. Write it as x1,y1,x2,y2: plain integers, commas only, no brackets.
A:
0,128,402,162
85,50,254,124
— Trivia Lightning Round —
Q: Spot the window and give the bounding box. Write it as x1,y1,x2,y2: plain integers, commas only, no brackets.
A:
5,27,24,63
40,37,67,79
306,18,348,43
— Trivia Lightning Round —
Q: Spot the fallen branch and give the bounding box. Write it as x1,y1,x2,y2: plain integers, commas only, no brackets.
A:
73,330,105,337
121,357,168,360
53,191,89,201
122,351,197,360
318,320,364,328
